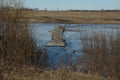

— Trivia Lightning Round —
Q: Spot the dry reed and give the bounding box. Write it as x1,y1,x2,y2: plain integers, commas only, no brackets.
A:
0,0,47,68
81,31,120,80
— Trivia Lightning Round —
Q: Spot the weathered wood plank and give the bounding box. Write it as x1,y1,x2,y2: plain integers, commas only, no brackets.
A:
47,26,65,47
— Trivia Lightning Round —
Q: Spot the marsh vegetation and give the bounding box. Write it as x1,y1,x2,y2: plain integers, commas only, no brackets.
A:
0,0,119,80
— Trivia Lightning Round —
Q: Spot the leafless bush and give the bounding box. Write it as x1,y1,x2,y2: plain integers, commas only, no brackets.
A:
0,0,48,67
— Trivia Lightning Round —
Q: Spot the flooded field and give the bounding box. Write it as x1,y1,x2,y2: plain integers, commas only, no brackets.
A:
31,23,120,67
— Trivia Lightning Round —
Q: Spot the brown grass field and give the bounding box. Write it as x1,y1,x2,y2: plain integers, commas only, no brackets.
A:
0,65,111,80
25,11,120,24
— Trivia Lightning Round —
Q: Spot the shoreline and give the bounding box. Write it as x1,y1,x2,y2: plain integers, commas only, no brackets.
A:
29,22,120,24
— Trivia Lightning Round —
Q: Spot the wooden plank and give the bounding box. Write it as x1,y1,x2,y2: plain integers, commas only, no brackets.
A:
47,26,65,47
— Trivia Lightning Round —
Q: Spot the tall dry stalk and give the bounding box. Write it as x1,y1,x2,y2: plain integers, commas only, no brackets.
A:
81,31,120,80
0,0,47,67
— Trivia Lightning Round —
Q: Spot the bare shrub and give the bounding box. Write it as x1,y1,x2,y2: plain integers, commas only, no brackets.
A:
0,0,47,67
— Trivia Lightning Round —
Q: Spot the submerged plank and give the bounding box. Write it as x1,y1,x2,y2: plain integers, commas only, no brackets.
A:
47,41,65,47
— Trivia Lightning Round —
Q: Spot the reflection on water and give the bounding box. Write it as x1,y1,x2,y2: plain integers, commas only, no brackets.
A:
31,23,120,67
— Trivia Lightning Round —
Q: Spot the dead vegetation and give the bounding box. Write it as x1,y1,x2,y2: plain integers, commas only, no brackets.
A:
0,0,119,80
0,0,47,68
24,11,120,24
81,31,120,80
0,65,110,80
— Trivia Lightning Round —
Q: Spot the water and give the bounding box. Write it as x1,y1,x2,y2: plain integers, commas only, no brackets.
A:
31,23,120,67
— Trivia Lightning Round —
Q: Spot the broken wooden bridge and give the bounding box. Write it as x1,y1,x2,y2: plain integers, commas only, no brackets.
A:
47,26,65,47
47,25,81,47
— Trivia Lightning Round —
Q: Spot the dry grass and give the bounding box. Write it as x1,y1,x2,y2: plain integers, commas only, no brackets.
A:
24,11,120,24
81,31,120,80
0,65,111,80
0,1,119,80
0,0,48,67
0,7,114,79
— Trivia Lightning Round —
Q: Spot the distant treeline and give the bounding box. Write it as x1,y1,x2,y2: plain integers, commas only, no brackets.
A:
1,6,120,12
68,9,120,12
24,8,120,12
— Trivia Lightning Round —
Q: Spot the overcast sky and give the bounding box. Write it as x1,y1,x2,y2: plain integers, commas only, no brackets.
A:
25,0,120,10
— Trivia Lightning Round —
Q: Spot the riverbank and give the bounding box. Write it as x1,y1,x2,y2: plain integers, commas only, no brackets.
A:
0,64,111,80
25,11,120,24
